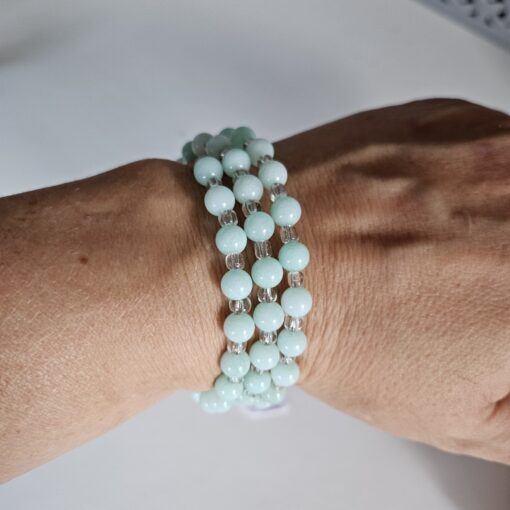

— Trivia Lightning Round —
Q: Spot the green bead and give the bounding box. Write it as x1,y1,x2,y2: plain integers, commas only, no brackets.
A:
220,351,251,379
251,257,283,288
277,330,307,357
261,385,286,405
214,374,243,402
233,174,263,204
192,132,212,157
199,389,231,413
246,138,274,166
270,196,302,226
220,127,235,139
231,126,256,149
204,185,235,216
205,135,231,159
249,340,280,371
278,241,310,272
222,148,251,177
193,156,223,187
281,287,313,317
258,160,288,189
244,370,271,395
215,225,247,255
220,269,253,300
243,211,275,242
271,361,300,387
182,141,196,163
223,312,255,343
253,302,285,332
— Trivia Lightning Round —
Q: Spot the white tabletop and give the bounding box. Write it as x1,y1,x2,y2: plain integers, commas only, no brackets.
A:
1,1,509,508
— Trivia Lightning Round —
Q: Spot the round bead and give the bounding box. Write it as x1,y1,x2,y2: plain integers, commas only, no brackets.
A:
271,361,300,387
215,225,247,255
193,156,224,187
249,341,280,371
192,132,212,157
261,385,286,405
221,148,252,177
199,389,231,413
231,126,256,149
270,196,302,226
220,269,253,300
204,185,235,216
219,127,235,139
243,211,275,242
253,302,285,332
251,257,283,288
182,141,196,163
244,370,271,395
205,135,231,158
214,374,243,402
223,312,255,343
246,138,274,166
233,174,264,204
220,351,251,379
258,160,288,189
278,241,310,272
277,330,308,358
281,287,313,317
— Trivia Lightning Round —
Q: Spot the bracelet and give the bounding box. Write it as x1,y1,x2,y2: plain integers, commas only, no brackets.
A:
179,127,312,413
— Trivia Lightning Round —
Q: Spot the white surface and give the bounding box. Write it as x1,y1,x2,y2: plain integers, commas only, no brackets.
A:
1,0,509,508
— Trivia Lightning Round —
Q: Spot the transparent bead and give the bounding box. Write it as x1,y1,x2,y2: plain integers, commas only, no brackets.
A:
225,252,245,270
280,355,294,365
280,225,299,244
218,209,238,227
284,314,304,331
288,271,304,288
260,330,277,345
227,340,247,354
242,200,261,217
254,240,272,259
206,176,222,188
232,169,249,182
258,154,273,166
257,286,277,303
229,297,252,313
270,183,288,202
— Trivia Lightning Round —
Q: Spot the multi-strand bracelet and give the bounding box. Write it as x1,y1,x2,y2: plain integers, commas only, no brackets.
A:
179,127,312,412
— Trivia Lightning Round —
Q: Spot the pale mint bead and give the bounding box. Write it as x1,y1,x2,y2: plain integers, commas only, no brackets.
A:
223,312,255,343
215,225,247,255
182,141,196,163
278,241,310,272
204,185,235,216
243,211,275,242
251,257,283,288
281,287,313,317
246,138,274,166
277,330,308,357
192,132,212,157
231,126,256,149
193,156,224,187
258,160,288,189
271,361,300,387
199,389,231,413
220,269,253,300
214,374,243,402
262,385,286,405
249,340,280,371
233,174,263,204
222,148,251,178
253,302,285,332
237,391,258,407
244,370,271,395
206,135,231,158
270,196,302,226
220,351,251,378
220,127,235,139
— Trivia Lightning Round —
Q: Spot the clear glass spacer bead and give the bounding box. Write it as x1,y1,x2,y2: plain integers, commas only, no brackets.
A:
260,330,277,344
258,154,273,166
227,341,247,354
284,314,304,331
232,169,249,182
257,287,277,303
242,200,261,217
218,209,238,226
225,252,245,270
280,225,299,244
280,355,294,365
229,297,252,313
254,240,272,259
270,183,288,202
206,176,222,188
288,271,304,288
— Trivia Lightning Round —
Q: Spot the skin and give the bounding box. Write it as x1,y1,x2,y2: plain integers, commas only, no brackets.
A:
0,98,509,482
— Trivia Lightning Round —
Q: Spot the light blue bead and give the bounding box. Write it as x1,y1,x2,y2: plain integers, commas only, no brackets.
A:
233,174,263,204
277,330,307,357
243,211,275,242
193,156,224,187
258,160,288,189
244,370,271,395
215,225,247,255
231,126,256,149
253,302,285,332
192,132,212,157
222,148,252,177
219,127,235,139
249,340,280,371
204,185,235,216
261,385,286,405
220,351,251,379
237,391,258,407
205,135,231,159
199,389,232,413
220,269,253,300
270,196,302,226
214,374,243,402
271,361,300,387
278,241,310,272
281,287,313,317
182,141,196,164
251,257,283,288
223,312,255,343
246,138,274,166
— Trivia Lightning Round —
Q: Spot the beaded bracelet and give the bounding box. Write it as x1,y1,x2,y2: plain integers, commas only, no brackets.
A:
179,127,312,413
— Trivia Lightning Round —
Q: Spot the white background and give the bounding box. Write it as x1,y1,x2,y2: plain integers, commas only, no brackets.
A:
1,0,509,508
